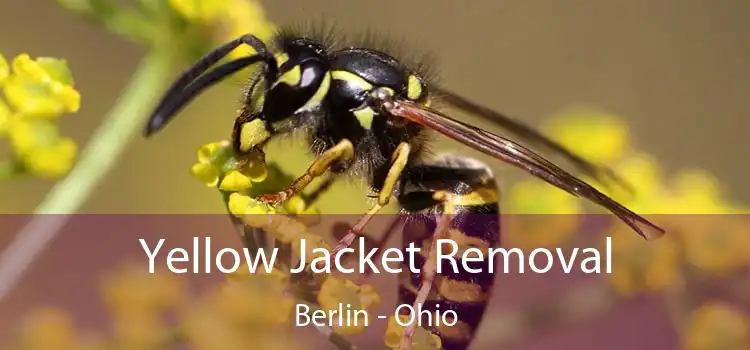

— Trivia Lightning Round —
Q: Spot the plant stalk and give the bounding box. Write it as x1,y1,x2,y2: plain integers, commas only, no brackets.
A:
0,50,174,301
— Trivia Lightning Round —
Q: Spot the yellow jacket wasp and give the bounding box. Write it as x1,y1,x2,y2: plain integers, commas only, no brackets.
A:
143,25,665,350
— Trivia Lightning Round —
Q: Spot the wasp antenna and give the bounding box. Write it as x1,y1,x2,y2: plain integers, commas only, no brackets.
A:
144,34,276,137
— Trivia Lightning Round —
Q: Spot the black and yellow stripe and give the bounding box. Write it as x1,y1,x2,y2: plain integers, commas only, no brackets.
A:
397,155,500,350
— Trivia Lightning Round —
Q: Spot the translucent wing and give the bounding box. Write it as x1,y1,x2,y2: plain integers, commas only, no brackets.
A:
384,98,665,239
435,87,633,194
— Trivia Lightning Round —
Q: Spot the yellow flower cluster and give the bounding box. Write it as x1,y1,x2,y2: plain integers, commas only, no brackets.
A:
0,53,80,179
191,141,268,191
501,108,750,295
184,268,301,350
605,225,682,296
7,263,309,350
684,301,749,350
504,179,583,249
317,276,381,335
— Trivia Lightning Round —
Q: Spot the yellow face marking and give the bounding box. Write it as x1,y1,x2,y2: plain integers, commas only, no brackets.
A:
407,75,423,100
353,107,376,129
298,72,331,112
275,65,301,87
239,119,271,152
450,187,500,206
331,70,373,90
274,52,290,67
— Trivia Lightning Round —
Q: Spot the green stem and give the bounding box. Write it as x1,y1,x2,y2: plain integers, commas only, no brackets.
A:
0,50,174,300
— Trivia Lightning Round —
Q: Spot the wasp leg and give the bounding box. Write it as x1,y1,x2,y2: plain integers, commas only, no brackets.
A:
329,143,412,257
352,216,404,284
399,191,456,350
259,139,355,204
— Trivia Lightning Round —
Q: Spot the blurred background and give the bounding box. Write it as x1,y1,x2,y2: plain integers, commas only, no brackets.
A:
0,0,748,349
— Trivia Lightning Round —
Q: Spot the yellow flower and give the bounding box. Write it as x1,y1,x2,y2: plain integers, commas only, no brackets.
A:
292,232,332,268
197,141,227,162
219,170,252,191
191,162,220,186
271,216,308,244
681,215,750,275
0,53,8,85
22,136,77,178
283,195,307,214
228,192,276,216
605,225,682,296
544,108,631,164
220,0,278,59
384,315,442,350
19,308,79,350
210,274,295,328
101,265,184,317
0,98,12,135
602,153,665,210
7,118,78,178
168,0,226,23
504,180,582,249
684,301,748,350
3,54,80,118
317,276,381,335
661,170,728,214
111,312,164,350
190,140,268,189
227,266,290,286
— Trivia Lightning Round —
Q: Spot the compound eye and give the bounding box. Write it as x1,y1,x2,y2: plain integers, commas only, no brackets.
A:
406,74,427,102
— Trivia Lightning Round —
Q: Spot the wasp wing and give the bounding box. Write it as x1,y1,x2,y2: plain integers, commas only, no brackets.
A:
435,88,633,194
385,98,665,239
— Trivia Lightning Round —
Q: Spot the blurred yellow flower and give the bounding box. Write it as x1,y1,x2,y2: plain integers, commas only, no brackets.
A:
112,312,165,350
22,136,77,178
0,54,8,84
504,180,582,249
209,274,295,328
168,0,226,23
271,216,308,243
662,170,729,214
681,215,750,275
684,301,749,350
544,108,631,164
101,264,185,317
602,153,664,209
19,308,79,350
227,265,290,286
606,225,682,296
317,276,380,335
7,118,78,178
220,0,278,59
0,98,12,135
167,0,277,60
384,315,442,350
292,232,332,268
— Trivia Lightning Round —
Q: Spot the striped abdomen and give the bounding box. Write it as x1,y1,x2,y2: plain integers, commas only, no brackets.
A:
396,155,500,350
